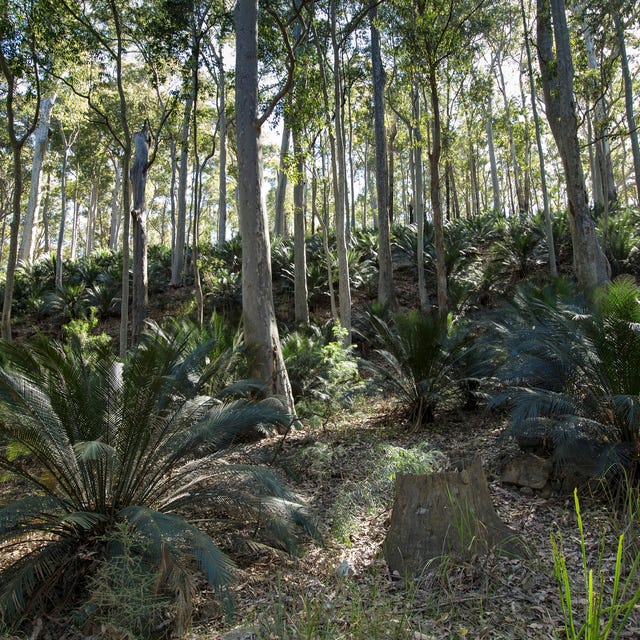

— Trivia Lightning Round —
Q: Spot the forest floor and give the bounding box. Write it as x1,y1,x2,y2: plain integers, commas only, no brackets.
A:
192,396,640,640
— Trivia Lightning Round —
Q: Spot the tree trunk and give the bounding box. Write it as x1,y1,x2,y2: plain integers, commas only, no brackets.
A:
580,8,616,206
293,131,309,324
274,116,291,237
521,0,556,276
109,155,122,251
330,0,351,343
2,144,24,340
486,93,501,214
56,132,70,289
85,179,98,256
171,91,194,287
130,122,150,346
388,121,397,224
427,63,448,316
614,11,640,204
41,168,51,254
413,85,428,310
19,94,55,264
370,2,395,309
217,52,227,248
495,57,526,216
235,0,295,415
537,0,609,292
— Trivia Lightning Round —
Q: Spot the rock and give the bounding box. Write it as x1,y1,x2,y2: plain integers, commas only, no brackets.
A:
501,453,551,490
384,456,527,578
336,560,354,577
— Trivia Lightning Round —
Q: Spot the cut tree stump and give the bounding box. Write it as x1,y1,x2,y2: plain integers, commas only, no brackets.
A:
384,457,527,577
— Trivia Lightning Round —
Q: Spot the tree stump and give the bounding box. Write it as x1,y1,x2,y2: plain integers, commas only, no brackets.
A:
384,457,527,577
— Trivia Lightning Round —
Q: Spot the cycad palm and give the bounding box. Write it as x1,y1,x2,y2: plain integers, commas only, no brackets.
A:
491,278,640,473
0,324,310,628
367,310,477,426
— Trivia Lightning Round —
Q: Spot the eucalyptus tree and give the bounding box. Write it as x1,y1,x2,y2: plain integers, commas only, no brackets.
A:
537,0,609,292
611,1,640,204
18,94,56,264
234,0,299,412
370,1,396,309
486,4,527,216
0,0,54,340
519,0,556,276
58,0,175,351
393,0,492,317
573,2,617,209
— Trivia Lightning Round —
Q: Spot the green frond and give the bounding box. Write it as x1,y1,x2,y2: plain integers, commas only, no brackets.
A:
0,537,76,624
119,506,235,591
0,495,62,536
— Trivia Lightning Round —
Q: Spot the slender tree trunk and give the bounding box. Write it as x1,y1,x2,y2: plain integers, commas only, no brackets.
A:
388,121,397,225
130,123,150,345
370,2,395,309
614,11,640,204
521,0,556,276
85,178,98,256
413,84,428,310
171,92,194,287
235,0,295,414
580,7,616,206
41,168,51,254
19,94,55,264
2,145,24,340
217,53,227,248
293,131,309,324
330,0,351,343
537,0,609,291
274,116,291,237
486,93,501,214
320,137,338,319
70,177,79,261
427,62,448,316
109,155,122,251
495,57,526,216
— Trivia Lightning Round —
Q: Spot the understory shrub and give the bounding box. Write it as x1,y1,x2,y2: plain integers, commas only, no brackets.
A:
490,277,640,478
366,309,481,427
0,324,313,634
282,322,362,416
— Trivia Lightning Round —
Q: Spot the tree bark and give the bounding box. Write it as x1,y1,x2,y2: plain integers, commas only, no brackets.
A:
485,92,501,214
427,62,448,316
274,116,291,237
520,0,556,276
614,11,640,205
109,155,122,251
217,51,227,248
235,0,295,415
20,94,55,264
413,84,428,310
171,91,194,287
537,0,609,292
130,122,150,345
370,2,396,309
331,0,351,343
293,131,309,324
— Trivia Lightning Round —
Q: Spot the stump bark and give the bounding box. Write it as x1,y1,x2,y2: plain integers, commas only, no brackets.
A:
384,457,526,577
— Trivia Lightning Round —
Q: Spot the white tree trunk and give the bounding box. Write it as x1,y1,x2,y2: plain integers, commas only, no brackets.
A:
217,53,227,248
274,118,291,237
485,93,501,214
20,94,55,263
235,0,295,415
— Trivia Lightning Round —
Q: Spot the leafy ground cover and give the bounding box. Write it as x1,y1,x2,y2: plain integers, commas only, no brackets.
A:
186,399,640,640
